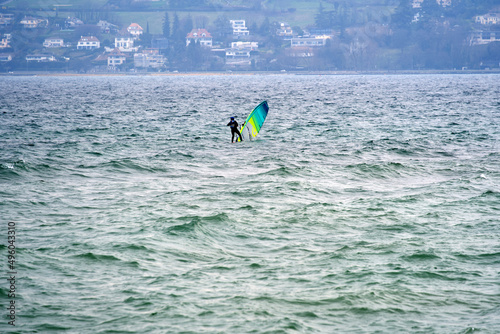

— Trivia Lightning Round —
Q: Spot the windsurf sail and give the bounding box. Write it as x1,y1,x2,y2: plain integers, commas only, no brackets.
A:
237,101,269,142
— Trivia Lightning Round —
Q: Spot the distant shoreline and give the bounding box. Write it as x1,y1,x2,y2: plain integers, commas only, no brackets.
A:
1,69,500,77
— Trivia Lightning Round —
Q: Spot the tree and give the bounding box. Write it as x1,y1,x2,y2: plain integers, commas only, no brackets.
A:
181,15,193,36
171,13,181,41
391,0,414,29
163,12,170,38
293,26,304,37
194,15,209,29
212,15,232,44
169,0,182,9
259,17,271,36
186,40,203,70
420,0,442,23
315,3,331,29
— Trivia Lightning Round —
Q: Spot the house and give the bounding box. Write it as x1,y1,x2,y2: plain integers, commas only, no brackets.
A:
470,30,500,45
186,29,213,48
20,16,47,28
134,49,166,69
0,54,12,61
107,48,126,67
231,41,258,51
0,13,14,27
291,36,329,47
0,34,11,49
115,36,138,52
225,50,252,66
97,20,119,33
230,20,249,36
475,13,500,25
286,47,315,58
43,38,64,48
26,54,56,62
438,0,452,6
127,23,144,37
226,49,251,59
65,17,83,29
77,36,100,50
96,48,127,67
413,0,452,8
277,22,293,38
225,41,258,64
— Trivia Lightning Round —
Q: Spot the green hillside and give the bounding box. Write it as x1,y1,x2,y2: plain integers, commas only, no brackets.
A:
6,0,396,33
1,0,498,72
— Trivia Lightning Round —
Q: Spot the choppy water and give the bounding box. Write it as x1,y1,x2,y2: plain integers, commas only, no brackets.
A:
1,74,499,333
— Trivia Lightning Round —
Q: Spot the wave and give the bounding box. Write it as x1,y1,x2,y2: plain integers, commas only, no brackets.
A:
402,251,441,261
72,252,121,262
165,213,229,235
77,158,161,174
345,162,416,179
0,163,21,179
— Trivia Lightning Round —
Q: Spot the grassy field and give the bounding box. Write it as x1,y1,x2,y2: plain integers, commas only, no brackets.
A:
7,0,108,8
17,0,395,35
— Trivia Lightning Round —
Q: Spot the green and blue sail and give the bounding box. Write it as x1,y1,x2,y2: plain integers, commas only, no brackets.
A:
237,101,269,142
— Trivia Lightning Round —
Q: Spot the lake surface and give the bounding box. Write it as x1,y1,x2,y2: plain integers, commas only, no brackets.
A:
1,74,499,333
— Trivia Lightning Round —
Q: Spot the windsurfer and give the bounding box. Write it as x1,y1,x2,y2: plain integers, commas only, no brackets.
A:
227,117,243,143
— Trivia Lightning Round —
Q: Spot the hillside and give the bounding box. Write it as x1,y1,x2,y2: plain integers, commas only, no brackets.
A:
1,0,499,72
4,0,397,32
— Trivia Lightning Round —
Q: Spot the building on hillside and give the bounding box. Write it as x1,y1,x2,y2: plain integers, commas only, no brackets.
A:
26,54,56,62
20,16,47,28
286,47,315,58
98,20,119,33
437,0,451,6
186,29,213,47
0,13,14,27
470,30,500,45
226,40,258,65
0,54,12,61
43,38,64,48
291,36,330,47
413,0,451,8
96,48,127,67
77,36,100,50
230,41,258,51
226,49,251,59
230,20,249,36
307,28,336,37
475,13,500,25
107,48,127,67
65,17,84,29
134,49,166,69
115,36,138,52
127,23,144,37
225,49,253,68
277,22,294,38
0,34,11,49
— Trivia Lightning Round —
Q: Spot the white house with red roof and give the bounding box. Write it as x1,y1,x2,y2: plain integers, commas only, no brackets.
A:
127,23,144,37
186,29,213,48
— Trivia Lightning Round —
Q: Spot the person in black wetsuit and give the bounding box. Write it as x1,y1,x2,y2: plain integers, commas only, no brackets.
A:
227,116,243,143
